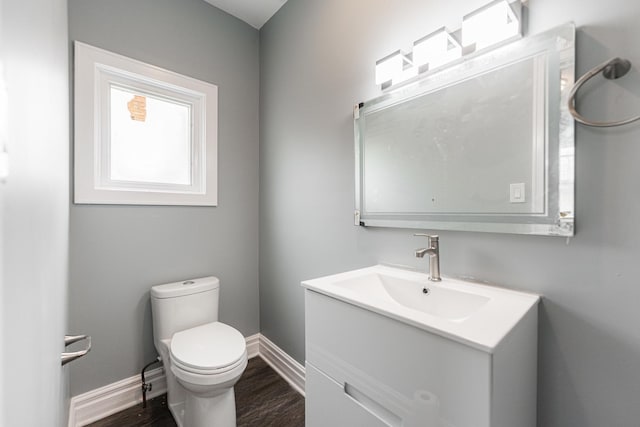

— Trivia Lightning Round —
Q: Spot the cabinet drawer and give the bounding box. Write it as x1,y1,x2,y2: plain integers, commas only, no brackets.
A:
305,290,491,427
306,362,395,427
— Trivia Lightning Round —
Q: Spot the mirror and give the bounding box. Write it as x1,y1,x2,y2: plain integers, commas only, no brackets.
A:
355,23,575,236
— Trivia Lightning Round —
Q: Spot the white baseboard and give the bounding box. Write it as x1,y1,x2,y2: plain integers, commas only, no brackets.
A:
68,365,166,427
68,333,304,427
245,333,260,358
258,334,306,396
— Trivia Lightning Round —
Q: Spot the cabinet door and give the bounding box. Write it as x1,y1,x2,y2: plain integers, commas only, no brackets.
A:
306,363,393,427
305,290,491,427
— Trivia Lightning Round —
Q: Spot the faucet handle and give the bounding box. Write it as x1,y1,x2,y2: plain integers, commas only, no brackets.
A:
414,233,439,248
414,233,438,240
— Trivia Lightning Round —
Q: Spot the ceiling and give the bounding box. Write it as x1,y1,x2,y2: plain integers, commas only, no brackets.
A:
203,0,289,29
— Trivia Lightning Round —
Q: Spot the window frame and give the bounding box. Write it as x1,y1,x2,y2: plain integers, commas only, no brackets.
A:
74,41,218,206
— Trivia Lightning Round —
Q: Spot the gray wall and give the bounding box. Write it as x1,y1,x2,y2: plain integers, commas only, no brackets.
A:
68,0,260,396
259,1,640,426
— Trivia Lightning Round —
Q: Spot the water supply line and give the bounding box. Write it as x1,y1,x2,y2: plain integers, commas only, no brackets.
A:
141,357,162,408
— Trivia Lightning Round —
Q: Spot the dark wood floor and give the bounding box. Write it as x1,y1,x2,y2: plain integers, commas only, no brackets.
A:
88,357,305,427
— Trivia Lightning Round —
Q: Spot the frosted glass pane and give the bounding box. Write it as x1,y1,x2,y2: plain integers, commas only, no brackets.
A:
109,86,192,185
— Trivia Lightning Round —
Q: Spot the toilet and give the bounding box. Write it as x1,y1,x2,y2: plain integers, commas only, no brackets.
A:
151,276,247,427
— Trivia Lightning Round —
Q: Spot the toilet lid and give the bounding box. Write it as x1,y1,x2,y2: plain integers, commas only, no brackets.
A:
170,322,246,371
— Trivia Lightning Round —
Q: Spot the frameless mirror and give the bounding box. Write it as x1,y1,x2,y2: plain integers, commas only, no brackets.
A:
355,23,575,236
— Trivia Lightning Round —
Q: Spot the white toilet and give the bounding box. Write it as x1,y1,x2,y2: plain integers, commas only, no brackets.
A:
151,276,247,427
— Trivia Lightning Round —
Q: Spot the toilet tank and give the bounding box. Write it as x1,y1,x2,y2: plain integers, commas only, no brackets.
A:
150,276,220,347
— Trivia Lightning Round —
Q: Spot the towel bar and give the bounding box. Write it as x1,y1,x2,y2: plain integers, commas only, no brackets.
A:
568,57,640,128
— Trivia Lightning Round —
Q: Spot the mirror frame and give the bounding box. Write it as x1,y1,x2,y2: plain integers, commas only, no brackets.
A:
354,23,575,236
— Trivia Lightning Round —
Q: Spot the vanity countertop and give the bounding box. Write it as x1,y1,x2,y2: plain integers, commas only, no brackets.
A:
302,265,540,353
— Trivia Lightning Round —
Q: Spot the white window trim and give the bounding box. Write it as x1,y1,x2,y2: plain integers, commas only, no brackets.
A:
74,41,218,206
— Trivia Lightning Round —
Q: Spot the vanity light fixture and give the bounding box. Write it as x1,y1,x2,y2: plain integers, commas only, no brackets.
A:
375,50,403,85
461,0,521,50
413,27,462,71
392,63,418,86
374,0,523,90
375,50,416,87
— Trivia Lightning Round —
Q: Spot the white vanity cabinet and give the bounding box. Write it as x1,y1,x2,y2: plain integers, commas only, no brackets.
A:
302,266,539,427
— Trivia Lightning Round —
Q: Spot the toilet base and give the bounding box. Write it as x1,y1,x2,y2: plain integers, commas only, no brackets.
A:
168,401,186,427
168,388,236,427
184,387,236,427
167,383,237,427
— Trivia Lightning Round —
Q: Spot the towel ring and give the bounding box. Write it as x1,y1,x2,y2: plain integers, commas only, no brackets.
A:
568,57,640,127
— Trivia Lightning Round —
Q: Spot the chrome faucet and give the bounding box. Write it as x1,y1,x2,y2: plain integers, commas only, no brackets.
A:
414,233,441,282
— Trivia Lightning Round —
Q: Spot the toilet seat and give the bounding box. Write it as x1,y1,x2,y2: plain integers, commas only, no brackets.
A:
170,321,246,376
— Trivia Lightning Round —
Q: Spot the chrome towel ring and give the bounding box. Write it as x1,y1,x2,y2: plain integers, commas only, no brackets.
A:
568,57,640,127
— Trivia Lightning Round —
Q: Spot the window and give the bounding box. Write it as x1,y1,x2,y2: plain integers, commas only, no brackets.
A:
74,42,218,205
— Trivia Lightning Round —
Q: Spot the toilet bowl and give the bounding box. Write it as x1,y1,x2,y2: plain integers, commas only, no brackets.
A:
151,277,247,427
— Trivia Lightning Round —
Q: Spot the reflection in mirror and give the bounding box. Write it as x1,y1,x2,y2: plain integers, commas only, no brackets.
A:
355,23,575,236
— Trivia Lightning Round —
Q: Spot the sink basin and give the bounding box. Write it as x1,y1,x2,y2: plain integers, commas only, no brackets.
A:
334,273,490,321
302,265,539,352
